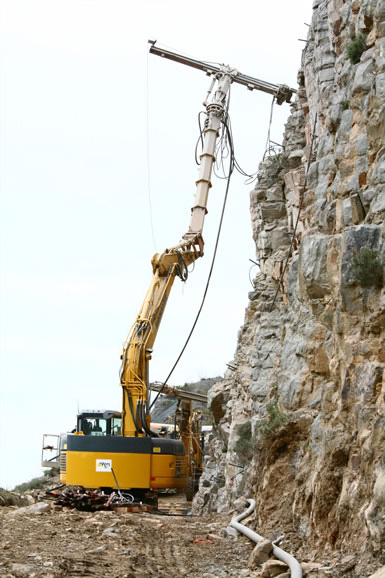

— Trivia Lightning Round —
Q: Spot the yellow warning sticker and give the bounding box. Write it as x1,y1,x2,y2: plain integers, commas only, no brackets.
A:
153,447,161,453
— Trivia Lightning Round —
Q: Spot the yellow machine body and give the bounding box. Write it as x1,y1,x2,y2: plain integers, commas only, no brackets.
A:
62,434,188,491
63,452,188,489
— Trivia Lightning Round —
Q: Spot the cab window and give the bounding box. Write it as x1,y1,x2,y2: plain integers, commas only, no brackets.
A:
81,418,107,436
111,417,122,436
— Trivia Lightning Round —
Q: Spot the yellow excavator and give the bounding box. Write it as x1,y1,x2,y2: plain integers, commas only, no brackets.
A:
56,385,207,502
42,42,294,504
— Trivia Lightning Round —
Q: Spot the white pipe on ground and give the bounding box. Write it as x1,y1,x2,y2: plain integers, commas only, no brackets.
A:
230,498,302,578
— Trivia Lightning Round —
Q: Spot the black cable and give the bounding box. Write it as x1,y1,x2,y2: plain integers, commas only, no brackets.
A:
216,111,257,182
150,117,235,411
269,113,318,312
196,101,257,183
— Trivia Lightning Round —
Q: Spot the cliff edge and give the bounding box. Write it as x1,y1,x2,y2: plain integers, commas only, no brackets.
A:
194,1,384,575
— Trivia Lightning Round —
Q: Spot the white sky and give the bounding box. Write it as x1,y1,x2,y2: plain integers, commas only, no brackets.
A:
0,0,312,489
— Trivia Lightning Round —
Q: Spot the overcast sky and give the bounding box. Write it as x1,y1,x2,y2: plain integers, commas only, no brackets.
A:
0,0,312,489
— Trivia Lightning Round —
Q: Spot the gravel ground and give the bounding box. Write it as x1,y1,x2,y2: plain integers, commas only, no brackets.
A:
0,504,256,578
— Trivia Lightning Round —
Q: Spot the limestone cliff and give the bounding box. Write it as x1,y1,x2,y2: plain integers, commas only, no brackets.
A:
194,0,384,574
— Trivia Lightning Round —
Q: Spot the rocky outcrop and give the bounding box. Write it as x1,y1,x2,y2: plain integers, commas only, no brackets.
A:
194,0,384,574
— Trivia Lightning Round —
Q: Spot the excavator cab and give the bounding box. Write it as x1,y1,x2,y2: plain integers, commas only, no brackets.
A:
76,410,122,437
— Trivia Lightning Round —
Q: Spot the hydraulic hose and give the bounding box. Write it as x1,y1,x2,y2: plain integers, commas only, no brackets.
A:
230,499,302,578
128,393,143,434
139,401,159,438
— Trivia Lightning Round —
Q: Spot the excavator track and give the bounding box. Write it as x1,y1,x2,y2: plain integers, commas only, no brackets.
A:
46,487,191,515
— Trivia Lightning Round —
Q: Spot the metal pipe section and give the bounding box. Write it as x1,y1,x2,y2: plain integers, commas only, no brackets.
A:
230,499,303,578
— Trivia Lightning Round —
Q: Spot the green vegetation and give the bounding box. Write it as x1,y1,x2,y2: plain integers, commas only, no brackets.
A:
352,248,384,289
13,468,55,493
321,311,334,329
234,400,287,462
347,34,366,64
257,400,287,437
0,488,29,506
266,152,284,171
341,100,349,111
234,421,257,463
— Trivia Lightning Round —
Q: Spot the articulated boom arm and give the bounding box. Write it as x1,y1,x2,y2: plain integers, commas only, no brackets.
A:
120,62,233,438
120,236,204,437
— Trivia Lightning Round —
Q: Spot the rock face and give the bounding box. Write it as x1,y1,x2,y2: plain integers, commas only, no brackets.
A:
194,0,384,572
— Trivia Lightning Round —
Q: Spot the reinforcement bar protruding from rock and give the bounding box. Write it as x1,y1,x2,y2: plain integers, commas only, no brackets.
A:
230,499,302,578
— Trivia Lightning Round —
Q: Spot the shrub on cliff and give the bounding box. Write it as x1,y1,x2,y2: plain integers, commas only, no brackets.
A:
234,421,257,462
257,400,287,437
352,248,384,288
347,34,366,64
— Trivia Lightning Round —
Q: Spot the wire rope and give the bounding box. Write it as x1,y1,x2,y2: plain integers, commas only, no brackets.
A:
146,46,157,252
263,96,277,160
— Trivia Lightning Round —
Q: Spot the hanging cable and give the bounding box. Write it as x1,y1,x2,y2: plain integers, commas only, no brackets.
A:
268,113,318,312
176,250,188,282
248,259,260,288
263,95,277,160
195,111,207,165
150,117,235,411
220,111,259,183
146,46,157,252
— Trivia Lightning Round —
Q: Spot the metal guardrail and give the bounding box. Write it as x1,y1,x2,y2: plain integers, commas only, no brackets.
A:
41,434,60,469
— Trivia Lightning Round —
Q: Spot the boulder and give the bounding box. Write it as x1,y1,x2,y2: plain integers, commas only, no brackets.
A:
8,501,51,516
248,539,274,567
9,563,35,578
223,526,239,538
261,559,289,577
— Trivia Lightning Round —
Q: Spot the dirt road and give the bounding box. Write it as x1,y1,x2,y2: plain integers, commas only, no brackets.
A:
1,504,255,578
